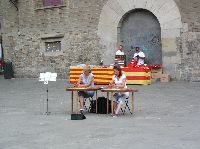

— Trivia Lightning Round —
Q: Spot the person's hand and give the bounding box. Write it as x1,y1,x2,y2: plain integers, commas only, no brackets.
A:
108,83,112,88
73,83,77,87
115,85,119,88
78,84,82,87
78,84,86,88
108,83,114,88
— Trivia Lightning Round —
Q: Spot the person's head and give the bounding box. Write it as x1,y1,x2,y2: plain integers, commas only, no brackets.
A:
135,47,140,52
83,65,91,76
118,45,123,51
113,64,122,77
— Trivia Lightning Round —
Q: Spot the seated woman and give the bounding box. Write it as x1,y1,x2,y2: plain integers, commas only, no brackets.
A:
109,64,129,117
75,65,94,113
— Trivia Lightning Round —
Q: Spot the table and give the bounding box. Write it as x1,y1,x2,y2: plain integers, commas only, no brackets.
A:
66,87,101,113
101,88,138,114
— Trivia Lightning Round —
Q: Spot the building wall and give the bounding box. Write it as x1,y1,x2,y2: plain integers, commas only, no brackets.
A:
98,0,183,80
0,0,107,78
175,0,200,81
0,0,200,81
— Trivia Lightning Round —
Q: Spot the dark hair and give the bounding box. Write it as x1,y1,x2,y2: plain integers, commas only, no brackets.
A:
113,64,122,77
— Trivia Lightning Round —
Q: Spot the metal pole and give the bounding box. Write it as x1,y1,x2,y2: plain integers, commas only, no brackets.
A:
46,83,50,115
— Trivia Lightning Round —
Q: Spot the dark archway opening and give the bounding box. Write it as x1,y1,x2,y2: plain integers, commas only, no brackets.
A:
118,9,162,65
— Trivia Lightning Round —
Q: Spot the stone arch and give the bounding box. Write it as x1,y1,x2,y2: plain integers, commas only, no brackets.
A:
97,0,182,79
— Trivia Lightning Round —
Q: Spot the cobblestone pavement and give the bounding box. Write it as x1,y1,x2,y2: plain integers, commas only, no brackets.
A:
0,76,200,149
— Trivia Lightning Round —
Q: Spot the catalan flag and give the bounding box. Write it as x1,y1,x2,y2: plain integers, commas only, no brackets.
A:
70,66,151,85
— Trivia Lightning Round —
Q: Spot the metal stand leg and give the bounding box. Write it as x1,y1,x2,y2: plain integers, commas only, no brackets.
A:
46,84,50,115
96,91,98,114
76,91,78,113
132,92,134,113
107,92,109,114
111,92,113,115
71,91,73,113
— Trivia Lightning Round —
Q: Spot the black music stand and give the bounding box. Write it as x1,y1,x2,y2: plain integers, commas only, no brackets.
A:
39,72,57,115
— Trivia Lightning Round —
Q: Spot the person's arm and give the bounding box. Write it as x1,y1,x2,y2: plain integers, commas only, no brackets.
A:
109,76,115,87
139,56,145,59
109,80,115,87
133,53,138,59
75,75,82,87
78,74,94,88
114,78,126,88
84,75,94,87
138,52,145,59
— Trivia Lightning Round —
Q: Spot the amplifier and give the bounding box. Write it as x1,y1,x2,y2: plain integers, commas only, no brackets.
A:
71,113,86,120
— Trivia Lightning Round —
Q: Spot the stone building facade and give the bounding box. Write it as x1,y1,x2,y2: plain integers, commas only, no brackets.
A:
0,0,200,81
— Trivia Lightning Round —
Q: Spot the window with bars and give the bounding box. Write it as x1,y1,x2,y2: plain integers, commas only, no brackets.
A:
43,0,63,7
34,0,66,9
45,41,61,52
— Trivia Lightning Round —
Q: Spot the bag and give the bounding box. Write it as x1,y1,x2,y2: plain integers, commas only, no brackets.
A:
89,97,111,114
71,113,86,120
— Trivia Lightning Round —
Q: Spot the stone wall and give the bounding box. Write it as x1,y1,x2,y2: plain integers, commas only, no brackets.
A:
175,0,200,81
98,0,183,80
0,0,107,78
0,0,200,81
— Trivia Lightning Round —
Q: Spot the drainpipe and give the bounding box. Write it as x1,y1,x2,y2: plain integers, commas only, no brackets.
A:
9,0,18,11
0,36,3,59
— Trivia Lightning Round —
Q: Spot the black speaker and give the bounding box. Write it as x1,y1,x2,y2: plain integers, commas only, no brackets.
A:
71,113,86,120
3,62,13,79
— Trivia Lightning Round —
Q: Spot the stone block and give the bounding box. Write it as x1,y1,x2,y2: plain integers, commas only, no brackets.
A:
134,0,147,9
161,28,181,38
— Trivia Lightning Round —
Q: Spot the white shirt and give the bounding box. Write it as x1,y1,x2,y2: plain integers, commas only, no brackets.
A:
112,74,127,88
133,51,145,65
115,50,124,55
112,74,129,98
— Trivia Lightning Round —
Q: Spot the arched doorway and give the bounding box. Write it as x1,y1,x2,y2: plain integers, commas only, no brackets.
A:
97,0,182,79
119,9,162,65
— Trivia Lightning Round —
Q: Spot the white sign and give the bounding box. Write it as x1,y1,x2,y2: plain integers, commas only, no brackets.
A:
39,72,57,84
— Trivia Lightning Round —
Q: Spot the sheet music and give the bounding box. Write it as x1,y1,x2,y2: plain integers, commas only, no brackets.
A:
39,72,57,84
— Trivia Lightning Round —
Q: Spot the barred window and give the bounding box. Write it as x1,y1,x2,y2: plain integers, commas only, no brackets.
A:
34,0,66,9
43,0,63,7
45,41,61,52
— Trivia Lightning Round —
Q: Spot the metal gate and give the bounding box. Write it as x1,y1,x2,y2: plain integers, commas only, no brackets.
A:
119,9,162,65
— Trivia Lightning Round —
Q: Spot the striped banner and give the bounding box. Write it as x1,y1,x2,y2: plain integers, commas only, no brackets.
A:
122,67,151,85
69,66,151,85
70,67,114,85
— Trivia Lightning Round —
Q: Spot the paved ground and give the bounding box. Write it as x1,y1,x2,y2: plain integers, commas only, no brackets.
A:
0,76,200,149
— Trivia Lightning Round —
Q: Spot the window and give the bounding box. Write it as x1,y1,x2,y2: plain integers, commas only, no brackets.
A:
34,0,67,10
45,41,61,52
40,34,64,56
43,0,63,7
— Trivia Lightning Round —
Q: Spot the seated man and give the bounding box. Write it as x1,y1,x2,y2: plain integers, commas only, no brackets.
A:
115,45,124,55
133,47,145,65
115,45,126,66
